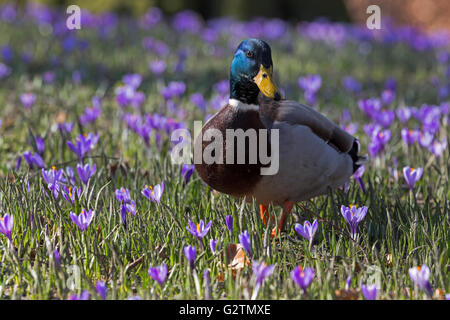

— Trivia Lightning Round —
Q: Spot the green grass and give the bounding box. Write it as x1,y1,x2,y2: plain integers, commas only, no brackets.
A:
0,11,448,300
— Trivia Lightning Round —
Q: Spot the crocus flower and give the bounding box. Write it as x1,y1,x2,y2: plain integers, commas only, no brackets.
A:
181,164,194,184
252,260,275,286
190,93,206,113
374,109,395,128
184,245,196,268
149,60,166,76
20,92,35,109
186,219,212,240
148,264,168,286
79,106,101,126
418,131,434,148
358,98,381,118
42,166,64,198
298,74,321,105
341,76,362,93
361,283,378,300
409,265,433,295
70,209,94,231
239,230,251,257
141,182,164,204
77,163,96,185
0,62,11,79
225,215,233,234
403,166,423,190
209,239,217,253
294,220,318,243
0,213,14,241
23,151,45,169
401,128,420,146
345,275,352,290
67,133,99,160
62,185,82,204
381,89,395,106
115,187,131,203
58,122,74,135
69,290,90,300
54,248,61,268
340,205,368,239
429,139,447,157
34,135,45,155
353,165,366,193
96,281,107,299
397,107,412,123
123,200,136,216
291,266,314,291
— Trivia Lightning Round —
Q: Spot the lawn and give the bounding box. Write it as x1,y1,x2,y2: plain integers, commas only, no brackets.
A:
0,3,448,300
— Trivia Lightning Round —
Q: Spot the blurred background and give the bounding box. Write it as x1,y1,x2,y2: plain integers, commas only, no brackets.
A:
2,0,450,31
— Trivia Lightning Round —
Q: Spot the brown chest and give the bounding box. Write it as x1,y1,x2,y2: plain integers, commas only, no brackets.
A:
194,104,271,197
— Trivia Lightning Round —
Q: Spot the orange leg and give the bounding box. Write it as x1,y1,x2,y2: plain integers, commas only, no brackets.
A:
260,204,270,225
271,200,295,238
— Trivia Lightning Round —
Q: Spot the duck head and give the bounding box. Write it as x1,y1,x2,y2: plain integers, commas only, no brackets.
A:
230,38,281,105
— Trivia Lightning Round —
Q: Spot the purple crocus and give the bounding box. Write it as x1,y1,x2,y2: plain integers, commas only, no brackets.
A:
294,220,318,243
397,107,412,123
0,213,14,241
149,60,166,76
340,205,368,239
374,109,395,128
141,182,164,204
34,136,45,155
291,266,314,292
184,245,196,268
342,76,362,93
79,106,101,126
252,260,275,285
298,74,321,105
381,89,395,106
23,151,45,169
181,164,195,184
409,265,433,296
358,98,381,118
58,122,74,135
20,92,35,109
225,215,233,234
148,264,168,286
69,290,90,300
190,93,206,113
186,219,212,240
0,62,11,79
353,165,366,193
96,281,107,299
67,133,98,160
239,230,251,257
77,163,96,185
401,128,420,146
209,239,217,253
115,187,131,203
54,248,61,268
403,166,423,190
361,283,378,300
70,209,94,231
42,166,64,198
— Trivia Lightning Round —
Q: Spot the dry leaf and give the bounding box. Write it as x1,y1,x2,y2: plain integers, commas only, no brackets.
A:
335,289,360,300
433,288,445,300
54,111,67,124
385,253,393,267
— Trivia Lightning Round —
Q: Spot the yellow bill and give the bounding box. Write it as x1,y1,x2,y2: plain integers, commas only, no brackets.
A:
253,65,281,100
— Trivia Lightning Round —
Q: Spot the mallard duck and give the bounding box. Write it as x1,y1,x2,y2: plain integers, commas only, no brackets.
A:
195,38,367,236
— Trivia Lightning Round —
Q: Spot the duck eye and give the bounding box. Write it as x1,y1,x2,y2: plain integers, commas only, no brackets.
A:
245,50,253,58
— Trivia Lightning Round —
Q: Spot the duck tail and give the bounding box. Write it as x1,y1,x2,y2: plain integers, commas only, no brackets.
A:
348,139,368,173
